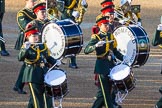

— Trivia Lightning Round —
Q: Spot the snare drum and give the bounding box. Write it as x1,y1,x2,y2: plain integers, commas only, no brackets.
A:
113,25,150,67
42,19,83,59
44,69,68,99
109,64,135,92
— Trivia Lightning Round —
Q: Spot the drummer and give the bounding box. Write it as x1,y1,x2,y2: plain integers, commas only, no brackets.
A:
84,15,124,108
38,0,59,20
18,25,60,108
26,2,47,41
92,0,121,34
116,0,141,26
152,16,162,108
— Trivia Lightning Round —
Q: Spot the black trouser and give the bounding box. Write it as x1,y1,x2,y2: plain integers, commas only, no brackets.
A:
0,12,6,51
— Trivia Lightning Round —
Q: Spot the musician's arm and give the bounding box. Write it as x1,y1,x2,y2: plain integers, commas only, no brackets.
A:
152,29,161,46
46,56,57,66
84,35,98,54
113,48,123,61
17,11,29,31
18,45,29,61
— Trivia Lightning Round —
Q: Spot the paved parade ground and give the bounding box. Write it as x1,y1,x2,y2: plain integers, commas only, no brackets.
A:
0,0,162,108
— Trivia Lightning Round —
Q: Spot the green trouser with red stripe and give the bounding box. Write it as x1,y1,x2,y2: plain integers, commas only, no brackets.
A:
92,74,114,108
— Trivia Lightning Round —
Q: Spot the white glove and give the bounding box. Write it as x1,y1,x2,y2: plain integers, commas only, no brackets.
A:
119,20,125,25
81,0,87,6
56,60,61,66
24,41,31,49
72,11,80,18
137,22,142,26
95,41,105,47
157,24,162,30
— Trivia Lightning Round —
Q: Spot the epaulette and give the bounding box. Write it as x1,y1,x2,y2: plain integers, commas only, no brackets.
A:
19,8,35,20
91,34,97,39
18,12,24,17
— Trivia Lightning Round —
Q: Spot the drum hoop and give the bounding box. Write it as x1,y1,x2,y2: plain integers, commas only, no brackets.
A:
113,25,150,66
128,26,150,66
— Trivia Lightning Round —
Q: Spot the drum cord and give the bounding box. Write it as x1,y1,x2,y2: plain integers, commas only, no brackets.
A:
98,75,109,108
47,57,63,73
115,90,128,103
114,81,129,104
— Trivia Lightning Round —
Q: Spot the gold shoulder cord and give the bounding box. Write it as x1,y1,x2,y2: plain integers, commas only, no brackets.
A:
17,9,35,32
111,34,117,48
96,35,109,58
65,0,76,9
25,45,40,64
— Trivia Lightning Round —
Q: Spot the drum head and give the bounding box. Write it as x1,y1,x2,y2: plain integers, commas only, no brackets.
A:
44,70,66,86
113,25,149,66
110,64,130,81
113,26,136,66
42,22,66,59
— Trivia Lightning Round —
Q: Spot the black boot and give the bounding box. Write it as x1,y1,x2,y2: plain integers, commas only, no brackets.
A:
13,86,27,94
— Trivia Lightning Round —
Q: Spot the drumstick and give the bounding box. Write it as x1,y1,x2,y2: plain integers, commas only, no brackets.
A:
47,57,63,73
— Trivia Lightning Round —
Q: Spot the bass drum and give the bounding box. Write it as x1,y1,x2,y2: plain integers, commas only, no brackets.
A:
42,19,83,59
113,25,150,67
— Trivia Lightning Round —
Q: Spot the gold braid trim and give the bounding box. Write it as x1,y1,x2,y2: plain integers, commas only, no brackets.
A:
111,34,117,48
65,0,76,9
96,34,109,58
24,44,48,64
17,9,35,32
25,47,40,64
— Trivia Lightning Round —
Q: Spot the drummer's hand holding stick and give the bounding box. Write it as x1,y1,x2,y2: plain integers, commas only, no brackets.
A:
47,58,62,73
56,59,62,66
95,41,105,47
95,40,114,47
24,41,31,49
157,24,162,31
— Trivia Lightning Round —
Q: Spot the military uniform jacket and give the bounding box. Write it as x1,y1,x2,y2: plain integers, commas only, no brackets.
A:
18,43,56,84
60,0,79,21
0,0,5,13
84,31,123,75
152,29,162,48
15,8,36,50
